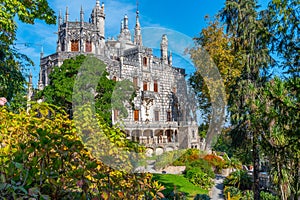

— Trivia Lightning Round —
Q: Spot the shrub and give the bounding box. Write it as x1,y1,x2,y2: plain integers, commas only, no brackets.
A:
0,104,164,199
260,191,280,200
185,168,214,190
203,154,225,173
172,149,202,166
224,186,241,200
223,170,252,190
186,159,215,179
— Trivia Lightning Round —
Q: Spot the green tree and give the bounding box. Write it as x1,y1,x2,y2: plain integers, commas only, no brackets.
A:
37,55,117,124
0,0,56,103
220,0,272,198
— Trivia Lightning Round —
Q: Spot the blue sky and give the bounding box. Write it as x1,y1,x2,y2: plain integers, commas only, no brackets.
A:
16,0,269,86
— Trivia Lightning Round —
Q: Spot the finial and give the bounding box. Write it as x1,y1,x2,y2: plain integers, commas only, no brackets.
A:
96,0,100,6
136,0,139,15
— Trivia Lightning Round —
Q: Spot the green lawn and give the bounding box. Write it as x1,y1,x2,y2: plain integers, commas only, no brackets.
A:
152,174,208,199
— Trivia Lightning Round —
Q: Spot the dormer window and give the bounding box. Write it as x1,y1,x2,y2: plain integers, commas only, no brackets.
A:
71,40,79,52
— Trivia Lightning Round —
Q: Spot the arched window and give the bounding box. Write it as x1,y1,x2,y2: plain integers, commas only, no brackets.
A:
143,57,148,66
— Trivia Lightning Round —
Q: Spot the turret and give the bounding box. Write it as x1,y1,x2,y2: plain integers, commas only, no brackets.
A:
91,1,105,39
134,4,142,46
161,34,168,64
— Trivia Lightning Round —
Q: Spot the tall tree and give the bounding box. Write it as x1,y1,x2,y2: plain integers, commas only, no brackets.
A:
220,0,271,198
0,0,55,103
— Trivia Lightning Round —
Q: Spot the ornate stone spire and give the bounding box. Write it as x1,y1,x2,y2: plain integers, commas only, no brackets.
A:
134,1,142,46
58,9,62,26
80,5,84,25
65,6,69,22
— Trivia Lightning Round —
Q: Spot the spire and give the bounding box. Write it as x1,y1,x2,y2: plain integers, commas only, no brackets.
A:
65,6,69,22
58,10,62,26
134,0,142,46
120,20,124,32
80,5,84,24
124,14,128,29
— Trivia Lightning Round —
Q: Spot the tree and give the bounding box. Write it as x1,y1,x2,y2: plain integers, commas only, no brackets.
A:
220,0,271,198
0,0,56,103
37,55,117,124
254,78,300,199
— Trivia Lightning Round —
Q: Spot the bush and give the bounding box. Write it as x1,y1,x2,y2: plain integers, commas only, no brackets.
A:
186,159,215,179
172,149,202,166
203,154,226,173
0,104,164,199
224,186,241,200
185,168,214,190
223,170,252,190
260,191,280,200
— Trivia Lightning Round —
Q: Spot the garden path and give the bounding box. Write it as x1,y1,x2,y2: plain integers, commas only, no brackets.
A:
211,174,225,200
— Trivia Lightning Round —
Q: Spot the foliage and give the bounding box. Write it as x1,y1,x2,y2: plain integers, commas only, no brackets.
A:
172,149,202,166
260,191,279,200
224,186,242,200
203,154,225,173
194,194,210,200
185,168,214,190
185,159,215,179
37,55,118,124
154,150,185,170
0,0,55,104
223,170,252,191
0,104,165,199
266,0,300,75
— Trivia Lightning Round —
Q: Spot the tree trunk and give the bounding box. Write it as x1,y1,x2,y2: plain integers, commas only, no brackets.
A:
253,131,260,200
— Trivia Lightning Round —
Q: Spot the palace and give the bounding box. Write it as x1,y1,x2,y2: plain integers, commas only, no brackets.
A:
38,1,203,155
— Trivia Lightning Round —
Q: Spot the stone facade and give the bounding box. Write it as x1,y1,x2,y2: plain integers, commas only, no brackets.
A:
38,1,204,155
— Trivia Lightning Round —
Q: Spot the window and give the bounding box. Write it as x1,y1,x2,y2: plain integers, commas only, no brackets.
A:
143,81,148,91
134,110,139,121
154,110,159,121
167,111,172,121
71,40,79,51
85,41,92,52
154,80,158,92
133,77,138,88
143,57,147,66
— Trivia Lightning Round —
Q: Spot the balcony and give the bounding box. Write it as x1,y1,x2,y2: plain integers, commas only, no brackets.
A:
141,90,156,101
